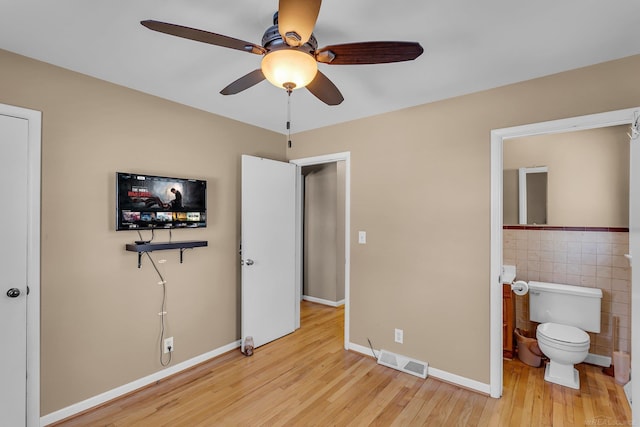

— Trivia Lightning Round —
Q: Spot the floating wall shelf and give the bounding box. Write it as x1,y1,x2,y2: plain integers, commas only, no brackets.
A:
126,240,208,268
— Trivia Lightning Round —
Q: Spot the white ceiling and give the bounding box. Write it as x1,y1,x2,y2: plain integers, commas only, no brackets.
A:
2,1,639,134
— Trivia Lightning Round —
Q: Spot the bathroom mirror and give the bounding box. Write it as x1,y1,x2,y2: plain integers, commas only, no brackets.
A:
519,167,548,225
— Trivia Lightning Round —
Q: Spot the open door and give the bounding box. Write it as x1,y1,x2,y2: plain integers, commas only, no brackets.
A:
241,155,297,350
629,112,640,418
0,104,40,427
0,113,28,426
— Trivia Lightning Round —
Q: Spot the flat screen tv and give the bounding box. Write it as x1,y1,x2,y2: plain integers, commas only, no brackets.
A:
116,172,206,231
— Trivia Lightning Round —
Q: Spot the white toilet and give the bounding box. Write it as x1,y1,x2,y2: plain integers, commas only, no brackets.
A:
528,281,602,389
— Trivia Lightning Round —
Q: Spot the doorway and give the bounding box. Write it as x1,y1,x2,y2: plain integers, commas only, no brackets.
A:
504,127,631,383
290,152,351,349
0,103,41,426
490,108,640,413
301,162,346,307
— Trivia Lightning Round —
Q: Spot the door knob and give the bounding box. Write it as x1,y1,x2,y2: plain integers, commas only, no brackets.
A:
6,288,20,298
245,259,255,266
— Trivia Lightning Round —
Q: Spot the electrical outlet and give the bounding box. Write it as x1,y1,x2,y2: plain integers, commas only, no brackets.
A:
164,337,174,354
394,328,403,344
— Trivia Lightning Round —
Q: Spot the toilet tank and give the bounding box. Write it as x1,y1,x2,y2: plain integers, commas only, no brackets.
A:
528,281,602,333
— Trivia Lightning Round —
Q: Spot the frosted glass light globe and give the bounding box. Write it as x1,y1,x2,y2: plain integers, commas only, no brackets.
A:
261,49,318,90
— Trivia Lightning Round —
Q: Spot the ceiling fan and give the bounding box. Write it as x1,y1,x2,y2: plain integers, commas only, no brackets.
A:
141,0,424,106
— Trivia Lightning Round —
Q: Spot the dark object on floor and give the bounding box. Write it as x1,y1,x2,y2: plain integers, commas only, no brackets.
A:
603,365,615,377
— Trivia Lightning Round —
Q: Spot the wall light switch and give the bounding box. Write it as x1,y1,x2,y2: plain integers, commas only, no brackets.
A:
358,231,367,244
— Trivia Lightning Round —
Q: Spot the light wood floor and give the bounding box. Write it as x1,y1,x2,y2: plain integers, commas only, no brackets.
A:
52,301,631,426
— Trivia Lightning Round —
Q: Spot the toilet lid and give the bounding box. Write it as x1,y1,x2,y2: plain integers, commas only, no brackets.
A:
537,322,589,344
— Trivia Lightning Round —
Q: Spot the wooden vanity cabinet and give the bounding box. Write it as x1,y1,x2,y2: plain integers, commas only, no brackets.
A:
503,284,515,359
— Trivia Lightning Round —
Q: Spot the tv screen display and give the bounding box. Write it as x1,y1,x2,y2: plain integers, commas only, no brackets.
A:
116,172,206,231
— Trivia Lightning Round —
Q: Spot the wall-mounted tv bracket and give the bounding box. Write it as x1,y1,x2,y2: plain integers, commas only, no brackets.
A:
126,240,208,268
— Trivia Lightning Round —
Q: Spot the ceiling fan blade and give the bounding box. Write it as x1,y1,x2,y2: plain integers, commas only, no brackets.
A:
316,41,423,65
141,20,266,55
305,70,343,106
278,0,322,47
220,69,266,95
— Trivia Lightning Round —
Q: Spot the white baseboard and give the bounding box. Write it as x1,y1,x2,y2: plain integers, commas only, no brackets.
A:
348,342,491,395
428,366,491,395
624,381,632,405
585,352,612,368
349,342,378,359
302,295,345,307
40,340,241,426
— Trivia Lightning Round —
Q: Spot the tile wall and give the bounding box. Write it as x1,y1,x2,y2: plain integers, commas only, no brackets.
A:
503,227,631,357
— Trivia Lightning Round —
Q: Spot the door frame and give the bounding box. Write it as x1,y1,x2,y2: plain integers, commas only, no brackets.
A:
490,108,640,407
0,103,41,426
290,152,351,349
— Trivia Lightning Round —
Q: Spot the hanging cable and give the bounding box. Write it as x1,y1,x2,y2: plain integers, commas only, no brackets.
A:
367,338,378,359
144,252,171,366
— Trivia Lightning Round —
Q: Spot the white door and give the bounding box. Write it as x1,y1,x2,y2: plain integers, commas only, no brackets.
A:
630,114,640,418
241,155,297,349
0,113,29,426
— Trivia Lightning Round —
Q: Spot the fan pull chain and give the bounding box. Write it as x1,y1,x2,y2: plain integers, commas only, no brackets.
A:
286,88,292,148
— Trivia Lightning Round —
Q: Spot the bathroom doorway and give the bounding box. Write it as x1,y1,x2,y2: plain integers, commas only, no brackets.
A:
503,125,630,365
489,108,640,416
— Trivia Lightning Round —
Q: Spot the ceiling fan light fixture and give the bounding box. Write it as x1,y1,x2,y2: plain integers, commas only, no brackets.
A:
261,49,318,90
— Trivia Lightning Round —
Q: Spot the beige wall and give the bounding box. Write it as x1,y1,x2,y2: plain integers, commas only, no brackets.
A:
503,169,519,225
287,54,640,383
0,49,285,415
2,47,640,415
504,126,630,226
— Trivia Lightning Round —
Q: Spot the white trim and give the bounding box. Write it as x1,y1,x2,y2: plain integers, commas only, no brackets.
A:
490,126,504,399
41,341,241,426
290,152,351,350
630,111,640,425
0,103,41,427
490,107,640,403
302,295,345,307
348,342,490,395
292,152,352,166
584,353,612,368
348,342,376,358
294,168,303,327
427,367,491,395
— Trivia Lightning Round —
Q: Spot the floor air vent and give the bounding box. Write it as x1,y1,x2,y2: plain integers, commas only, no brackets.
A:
377,350,428,379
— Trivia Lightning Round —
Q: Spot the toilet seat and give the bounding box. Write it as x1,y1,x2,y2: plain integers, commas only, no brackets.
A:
537,322,589,347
